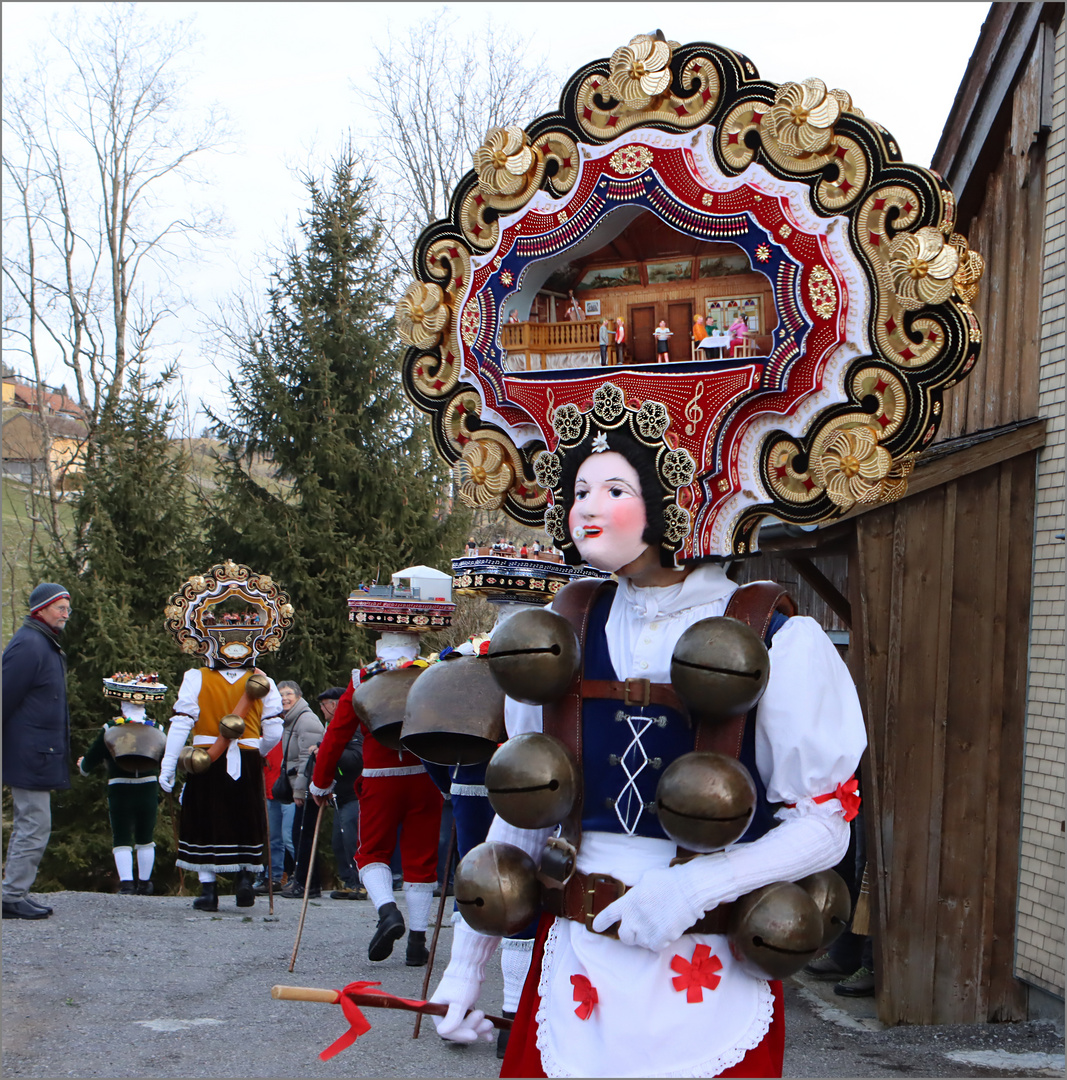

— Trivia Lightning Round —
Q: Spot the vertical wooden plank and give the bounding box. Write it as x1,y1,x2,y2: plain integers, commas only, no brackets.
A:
967,166,1001,435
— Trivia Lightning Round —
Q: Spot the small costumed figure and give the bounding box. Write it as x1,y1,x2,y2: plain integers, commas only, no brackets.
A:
78,671,169,894
158,562,290,912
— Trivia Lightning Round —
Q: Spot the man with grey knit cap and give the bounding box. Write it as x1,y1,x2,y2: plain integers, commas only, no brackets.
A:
2,582,73,919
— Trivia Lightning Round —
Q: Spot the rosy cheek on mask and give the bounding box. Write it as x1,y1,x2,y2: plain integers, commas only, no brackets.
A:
569,494,649,572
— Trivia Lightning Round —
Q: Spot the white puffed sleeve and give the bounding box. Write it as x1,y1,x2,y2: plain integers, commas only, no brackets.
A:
504,696,543,739
755,616,866,805
159,669,202,788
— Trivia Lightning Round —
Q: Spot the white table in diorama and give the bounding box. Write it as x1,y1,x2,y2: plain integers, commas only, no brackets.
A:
696,332,732,358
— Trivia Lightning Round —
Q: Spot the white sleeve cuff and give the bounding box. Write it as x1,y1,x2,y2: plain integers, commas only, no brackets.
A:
309,780,334,798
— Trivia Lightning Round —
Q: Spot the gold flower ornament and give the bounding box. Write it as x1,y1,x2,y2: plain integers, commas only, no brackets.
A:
454,437,515,510
609,35,672,109
474,125,537,197
813,424,892,508
767,79,855,156
887,227,960,310
397,282,449,348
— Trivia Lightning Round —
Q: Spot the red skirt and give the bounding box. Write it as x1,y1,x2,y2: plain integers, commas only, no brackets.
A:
500,914,785,1078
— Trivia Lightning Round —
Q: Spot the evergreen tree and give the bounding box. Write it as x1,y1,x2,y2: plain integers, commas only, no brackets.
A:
25,363,202,891
206,152,468,693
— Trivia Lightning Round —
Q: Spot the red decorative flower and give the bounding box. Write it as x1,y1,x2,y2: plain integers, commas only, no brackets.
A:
670,944,723,1003
570,973,598,1020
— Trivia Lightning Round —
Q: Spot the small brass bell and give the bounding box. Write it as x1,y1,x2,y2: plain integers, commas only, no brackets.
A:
453,841,541,936
178,746,212,775
243,672,271,700
485,733,578,830
797,869,852,951
727,880,824,980
487,609,580,705
671,617,770,721
219,714,246,740
655,751,756,852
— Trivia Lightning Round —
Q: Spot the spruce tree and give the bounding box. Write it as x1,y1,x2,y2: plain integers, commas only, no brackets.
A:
27,364,201,891
206,153,468,693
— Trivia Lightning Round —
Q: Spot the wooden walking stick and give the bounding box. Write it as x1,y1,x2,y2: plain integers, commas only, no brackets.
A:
167,791,185,896
262,787,275,916
413,819,457,1038
288,800,326,972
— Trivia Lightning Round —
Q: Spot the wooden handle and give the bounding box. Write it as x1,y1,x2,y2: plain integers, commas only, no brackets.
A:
270,985,512,1029
272,985,340,1003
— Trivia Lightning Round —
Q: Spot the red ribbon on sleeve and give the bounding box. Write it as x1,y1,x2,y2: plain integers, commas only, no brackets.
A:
318,982,431,1061
570,974,598,1020
670,944,723,1003
813,776,861,822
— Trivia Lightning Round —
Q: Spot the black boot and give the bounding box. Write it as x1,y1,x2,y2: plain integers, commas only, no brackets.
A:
405,929,429,967
496,1010,516,1060
192,881,218,911
234,872,255,908
368,901,405,961
118,880,136,895
134,880,154,896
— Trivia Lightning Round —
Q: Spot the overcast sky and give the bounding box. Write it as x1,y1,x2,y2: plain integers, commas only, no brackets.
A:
3,2,990,428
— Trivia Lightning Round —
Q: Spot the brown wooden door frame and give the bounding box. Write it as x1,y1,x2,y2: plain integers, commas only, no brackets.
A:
629,303,656,364
666,301,692,363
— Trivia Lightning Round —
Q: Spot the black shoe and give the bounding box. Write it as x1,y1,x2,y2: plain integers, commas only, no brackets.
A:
330,887,359,900
118,880,136,895
2,898,50,920
496,1010,516,1060
368,902,405,961
279,880,320,899
803,952,857,980
432,881,454,898
192,882,218,912
405,929,429,967
254,877,279,896
834,966,876,997
134,880,154,896
23,896,53,915
234,872,256,907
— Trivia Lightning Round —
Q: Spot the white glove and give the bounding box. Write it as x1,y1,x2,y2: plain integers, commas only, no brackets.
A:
429,921,498,1044
593,800,851,951
158,774,175,795
158,713,194,795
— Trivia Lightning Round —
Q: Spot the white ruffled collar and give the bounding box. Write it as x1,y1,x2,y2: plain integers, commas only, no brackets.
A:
615,561,734,620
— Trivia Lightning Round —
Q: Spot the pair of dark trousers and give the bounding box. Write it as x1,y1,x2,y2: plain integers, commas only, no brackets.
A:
331,799,360,886
290,801,323,890
3,787,51,900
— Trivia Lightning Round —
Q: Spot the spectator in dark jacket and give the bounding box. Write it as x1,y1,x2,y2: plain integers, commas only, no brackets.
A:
321,687,365,899
2,583,72,919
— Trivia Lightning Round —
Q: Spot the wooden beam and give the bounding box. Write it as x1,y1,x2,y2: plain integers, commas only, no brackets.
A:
783,555,852,628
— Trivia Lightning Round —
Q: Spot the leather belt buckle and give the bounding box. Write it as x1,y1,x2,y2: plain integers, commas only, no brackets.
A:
624,677,651,708
584,873,626,937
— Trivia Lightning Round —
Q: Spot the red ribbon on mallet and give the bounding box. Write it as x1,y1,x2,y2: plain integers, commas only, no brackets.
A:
814,776,861,822
319,982,428,1061
670,944,723,1003
570,974,598,1020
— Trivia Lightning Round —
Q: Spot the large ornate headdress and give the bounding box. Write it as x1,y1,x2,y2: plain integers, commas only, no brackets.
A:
164,560,294,668
397,33,984,563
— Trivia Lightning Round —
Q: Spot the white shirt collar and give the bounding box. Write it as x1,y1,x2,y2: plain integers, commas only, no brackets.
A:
615,561,734,620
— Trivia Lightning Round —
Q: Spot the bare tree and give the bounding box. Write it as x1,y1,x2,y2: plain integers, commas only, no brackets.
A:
2,2,228,431
356,8,556,269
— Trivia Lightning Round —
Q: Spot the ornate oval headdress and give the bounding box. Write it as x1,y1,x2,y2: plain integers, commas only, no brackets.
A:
164,560,294,668
398,32,984,562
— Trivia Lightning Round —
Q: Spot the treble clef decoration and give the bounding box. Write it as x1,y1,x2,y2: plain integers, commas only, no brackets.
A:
684,383,704,437
545,387,556,432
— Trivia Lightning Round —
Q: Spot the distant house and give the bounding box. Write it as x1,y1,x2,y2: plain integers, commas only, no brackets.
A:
2,377,88,490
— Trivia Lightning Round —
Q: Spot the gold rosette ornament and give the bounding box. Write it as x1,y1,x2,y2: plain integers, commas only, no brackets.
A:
397,282,449,348
812,424,893,509
454,436,516,510
887,227,960,310
474,125,537,198
767,79,853,156
609,34,672,109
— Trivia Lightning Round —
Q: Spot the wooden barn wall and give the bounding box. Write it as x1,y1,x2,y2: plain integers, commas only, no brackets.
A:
938,33,1049,442
730,550,850,638
850,452,1036,1025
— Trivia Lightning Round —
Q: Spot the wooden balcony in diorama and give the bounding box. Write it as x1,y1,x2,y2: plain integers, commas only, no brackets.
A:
500,320,602,370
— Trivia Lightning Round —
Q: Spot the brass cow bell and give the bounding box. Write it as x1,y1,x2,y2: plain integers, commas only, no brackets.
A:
671,617,770,721
178,745,212,775
655,751,757,852
485,732,578,830
727,881,824,980
103,723,166,775
400,656,505,765
243,671,271,700
453,841,540,936
797,869,852,951
487,609,580,705
353,666,423,750
219,713,246,740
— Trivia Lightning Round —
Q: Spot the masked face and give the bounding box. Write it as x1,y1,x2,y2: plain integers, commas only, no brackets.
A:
568,451,650,572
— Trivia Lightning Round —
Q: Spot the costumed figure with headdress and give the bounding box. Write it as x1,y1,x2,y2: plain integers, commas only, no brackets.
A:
388,28,983,1077
77,672,169,895
309,579,454,966
158,562,290,911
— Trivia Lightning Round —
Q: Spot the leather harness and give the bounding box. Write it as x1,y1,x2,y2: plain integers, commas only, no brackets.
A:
540,576,796,937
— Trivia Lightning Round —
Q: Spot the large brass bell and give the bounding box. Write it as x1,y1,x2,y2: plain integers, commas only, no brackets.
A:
178,745,212,775
671,617,770,721
353,666,423,750
797,869,852,951
219,713,246,740
103,723,167,774
400,656,505,765
485,733,578,830
727,881,825,980
243,671,271,700
654,751,756,852
453,841,540,936
487,609,580,705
